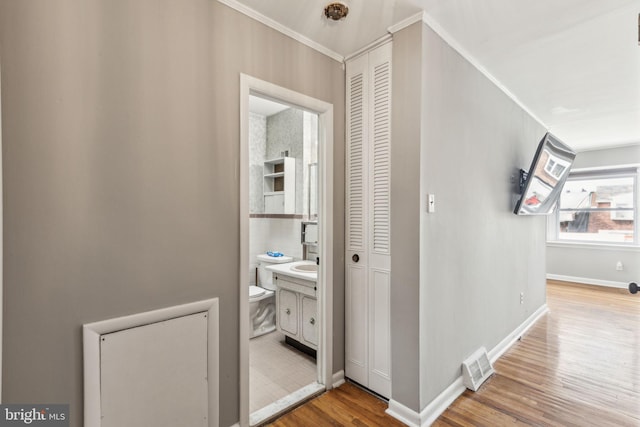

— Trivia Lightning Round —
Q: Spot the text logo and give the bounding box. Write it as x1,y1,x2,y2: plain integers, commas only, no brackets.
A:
0,405,68,427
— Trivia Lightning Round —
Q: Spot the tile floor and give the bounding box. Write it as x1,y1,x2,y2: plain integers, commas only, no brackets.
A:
249,331,317,413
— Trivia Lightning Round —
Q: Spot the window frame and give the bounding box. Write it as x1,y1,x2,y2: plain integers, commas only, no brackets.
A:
548,166,639,246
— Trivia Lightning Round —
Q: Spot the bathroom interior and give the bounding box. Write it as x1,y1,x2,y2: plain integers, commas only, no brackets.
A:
247,94,321,421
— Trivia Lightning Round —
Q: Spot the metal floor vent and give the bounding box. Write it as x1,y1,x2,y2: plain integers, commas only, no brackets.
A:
461,347,494,391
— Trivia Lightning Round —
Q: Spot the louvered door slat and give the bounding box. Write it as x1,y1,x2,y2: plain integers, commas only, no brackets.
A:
345,53,369,388
371,59,391,254
347,70,366,251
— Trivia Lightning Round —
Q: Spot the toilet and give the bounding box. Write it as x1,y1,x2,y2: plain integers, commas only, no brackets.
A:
250,253,293,338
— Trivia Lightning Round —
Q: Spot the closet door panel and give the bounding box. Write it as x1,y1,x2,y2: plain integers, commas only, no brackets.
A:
367,42,392,398
345,52,369,386
345,264,367,384
345,42,392,398
368,268,391,397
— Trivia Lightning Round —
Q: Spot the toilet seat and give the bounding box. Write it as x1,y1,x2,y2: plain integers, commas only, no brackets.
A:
249,285,266,298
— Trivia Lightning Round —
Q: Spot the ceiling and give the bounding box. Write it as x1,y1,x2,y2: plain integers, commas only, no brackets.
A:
226,0,640,151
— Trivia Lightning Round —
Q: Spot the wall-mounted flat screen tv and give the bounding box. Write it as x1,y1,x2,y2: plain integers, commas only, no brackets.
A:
514,132,576,215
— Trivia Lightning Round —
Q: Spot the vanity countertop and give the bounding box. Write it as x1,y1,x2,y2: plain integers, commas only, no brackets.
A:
265,261,317,283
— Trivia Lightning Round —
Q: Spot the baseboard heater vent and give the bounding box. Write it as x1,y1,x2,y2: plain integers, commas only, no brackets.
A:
461,347,494,391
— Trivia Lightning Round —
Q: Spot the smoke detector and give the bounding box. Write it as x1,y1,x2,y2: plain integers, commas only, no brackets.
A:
324,2,349,21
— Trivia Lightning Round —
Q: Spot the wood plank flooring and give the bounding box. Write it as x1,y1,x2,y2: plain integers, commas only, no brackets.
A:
268,281,640,426
267,381,405,427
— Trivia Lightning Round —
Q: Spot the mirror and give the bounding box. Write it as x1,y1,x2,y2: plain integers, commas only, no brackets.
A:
249,95,318,217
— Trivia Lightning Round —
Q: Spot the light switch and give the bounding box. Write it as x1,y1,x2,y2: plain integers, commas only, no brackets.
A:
428,194,435,213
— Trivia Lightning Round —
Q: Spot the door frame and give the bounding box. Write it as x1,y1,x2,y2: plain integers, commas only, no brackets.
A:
0,58,4,402
239,74,334,427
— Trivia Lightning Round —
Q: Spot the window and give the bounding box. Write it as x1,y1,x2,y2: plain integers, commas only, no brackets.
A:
544,156,570,180
550,168,638,245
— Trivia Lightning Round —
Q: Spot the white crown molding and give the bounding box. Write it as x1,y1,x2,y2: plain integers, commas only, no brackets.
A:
418,11,548,132
344,34,392,62
387,11,424,34
574,140,640,153
217,0,344,63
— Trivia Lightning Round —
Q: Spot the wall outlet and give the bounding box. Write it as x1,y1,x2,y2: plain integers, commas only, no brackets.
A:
520,292,524,305
616,261,624,271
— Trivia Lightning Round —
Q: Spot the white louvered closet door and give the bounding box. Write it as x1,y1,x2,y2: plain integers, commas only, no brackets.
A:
345,42,392,399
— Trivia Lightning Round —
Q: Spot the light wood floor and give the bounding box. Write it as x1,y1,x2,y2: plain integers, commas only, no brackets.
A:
268,281,640,426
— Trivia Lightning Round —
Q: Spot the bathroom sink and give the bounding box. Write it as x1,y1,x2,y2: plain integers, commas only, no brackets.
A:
290,263,318,273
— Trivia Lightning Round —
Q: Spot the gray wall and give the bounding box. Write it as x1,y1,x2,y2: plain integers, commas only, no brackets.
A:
391,22,548,411
0,1,345,426
547,144,640,284
390,23,423,411
573,144,640,170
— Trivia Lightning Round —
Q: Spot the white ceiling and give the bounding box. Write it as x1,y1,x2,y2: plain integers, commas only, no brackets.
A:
226,0,640,151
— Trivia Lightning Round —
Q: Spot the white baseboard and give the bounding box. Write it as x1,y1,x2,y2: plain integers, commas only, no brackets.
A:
419,377,465,426
332,370,345,388
386,399,421,427
488,303,549,363
386,303,549,427
228,424,240,427
547,274,628,289
386,378,465,427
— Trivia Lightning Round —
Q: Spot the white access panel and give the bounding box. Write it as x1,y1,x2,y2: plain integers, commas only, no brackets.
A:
100,312,209,427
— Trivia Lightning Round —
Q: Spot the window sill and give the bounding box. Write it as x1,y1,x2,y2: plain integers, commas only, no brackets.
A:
546,241,640,252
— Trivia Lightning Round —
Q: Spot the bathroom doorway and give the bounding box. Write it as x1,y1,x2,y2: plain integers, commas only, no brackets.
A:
239,75,334,427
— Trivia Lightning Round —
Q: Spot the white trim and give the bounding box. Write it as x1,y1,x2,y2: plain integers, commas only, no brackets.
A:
387,11,424,34
332,370,346,388
547,241,640,252
569,164,640,174
387,303,548,426
0,57,3,403
419,377,466,426
217,0,343,63
249,383,324,426
418,11,547,132
488,304,549,363
546,274,629,289
386,398,423,427
576,141,640,153
386,378,465,427
239,76,251,427
344,34,392,62
83,298,220,427
239,74,334,427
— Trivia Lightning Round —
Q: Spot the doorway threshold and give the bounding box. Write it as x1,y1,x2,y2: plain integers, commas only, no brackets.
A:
250,382,324,426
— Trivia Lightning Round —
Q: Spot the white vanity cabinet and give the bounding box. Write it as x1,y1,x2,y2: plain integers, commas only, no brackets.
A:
274,273,317,350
